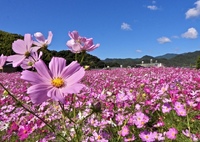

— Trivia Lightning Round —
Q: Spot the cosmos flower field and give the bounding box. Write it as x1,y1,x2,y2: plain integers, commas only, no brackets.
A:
1,67,200,141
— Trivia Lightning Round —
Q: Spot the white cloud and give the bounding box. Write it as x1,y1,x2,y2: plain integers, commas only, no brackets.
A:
147,5,158,10
186,0,200,19
157,37,171,44
121,22,132,31
136,50,142,53
181,27,198,39
171,35,179,39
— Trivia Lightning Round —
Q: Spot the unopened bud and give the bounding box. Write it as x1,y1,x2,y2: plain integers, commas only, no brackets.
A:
3,90,8,96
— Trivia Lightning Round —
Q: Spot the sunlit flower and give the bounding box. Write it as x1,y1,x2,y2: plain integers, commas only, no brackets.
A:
21,57,85,104
34,31,53,49
66,30,100,53
82,38,100,52
66,31,86,53
7,34,40,67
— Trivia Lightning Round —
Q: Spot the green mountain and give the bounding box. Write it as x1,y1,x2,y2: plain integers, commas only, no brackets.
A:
155,53,179,59
104,51,200,67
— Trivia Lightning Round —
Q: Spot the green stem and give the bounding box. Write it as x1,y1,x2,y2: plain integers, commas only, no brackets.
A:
81,111,94,123
59,102,76,124
75,53,78,61
73,94,76,119
186,107,193,142
0,83,67,142
80,51,85,64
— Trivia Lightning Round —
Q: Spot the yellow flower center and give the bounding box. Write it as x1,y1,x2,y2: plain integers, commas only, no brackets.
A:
97,135,102,140
25,51,30,57
51,77,64,88
28,61,33,66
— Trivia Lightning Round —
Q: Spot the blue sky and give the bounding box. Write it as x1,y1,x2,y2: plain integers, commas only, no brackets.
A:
0,0,200,60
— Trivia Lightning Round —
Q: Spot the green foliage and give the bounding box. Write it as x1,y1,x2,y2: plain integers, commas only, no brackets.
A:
0,30,23,56
196,56,200,69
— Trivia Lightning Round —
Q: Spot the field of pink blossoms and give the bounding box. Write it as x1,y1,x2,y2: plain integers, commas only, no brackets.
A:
0,67,200,142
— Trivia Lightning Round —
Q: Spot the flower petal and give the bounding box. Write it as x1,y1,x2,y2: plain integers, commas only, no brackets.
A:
21,70,43,84
49,57,66,77
61,83,85,94
65,67,85,86
66,39,75,48
27,84,51,104
34,32,45,43
24,34,33,49
71,44,82,53
7,55,25,67
61,61,82,79
68,31,79,40
47,88,65,103
34,59,52,81
30,47,41,53
47,31,53,44
12,40,26,54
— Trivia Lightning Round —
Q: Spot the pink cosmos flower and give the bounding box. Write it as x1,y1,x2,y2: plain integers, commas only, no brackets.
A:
166,127,178,140
20,51,43,69
7,34,40,67
115,114,125,125
21,57,85,104
18,125,33,140
133,111,149,128
83,38,100,52
162,103,172,113
33,31,53,49
66,31,87,53
119,125,129,137
66,30,100,53
0,54,7,69
174,101,184,110
176,108,187,116
139,131,156,142
116,93,128,102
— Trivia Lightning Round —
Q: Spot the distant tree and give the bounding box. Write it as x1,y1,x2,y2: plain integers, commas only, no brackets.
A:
196,56,200,69
0,30,23,55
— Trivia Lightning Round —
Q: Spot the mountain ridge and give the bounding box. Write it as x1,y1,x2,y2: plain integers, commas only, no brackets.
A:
103,51,200,67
